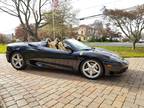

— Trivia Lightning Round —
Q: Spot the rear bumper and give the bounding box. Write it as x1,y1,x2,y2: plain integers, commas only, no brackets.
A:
104,59,129,75
6,46,11,62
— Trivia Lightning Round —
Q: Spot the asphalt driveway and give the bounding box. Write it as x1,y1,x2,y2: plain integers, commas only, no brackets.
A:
0,54,144,108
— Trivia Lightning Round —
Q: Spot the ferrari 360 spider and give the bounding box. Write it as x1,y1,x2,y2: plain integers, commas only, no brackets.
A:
6,39,128,79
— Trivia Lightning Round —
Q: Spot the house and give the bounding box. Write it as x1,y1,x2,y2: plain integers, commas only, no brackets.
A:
5,34,13,40
74,25,95,41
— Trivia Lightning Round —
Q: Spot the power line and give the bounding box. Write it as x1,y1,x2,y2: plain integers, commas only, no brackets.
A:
78,0,120,11
78,2,144,21
78,14,103,20
77,5,140,21
73,0,139,12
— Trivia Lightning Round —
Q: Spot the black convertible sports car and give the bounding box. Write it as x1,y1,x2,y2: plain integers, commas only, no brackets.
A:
6,39,128,79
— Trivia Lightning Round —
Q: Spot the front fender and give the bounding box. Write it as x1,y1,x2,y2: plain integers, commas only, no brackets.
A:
73,51,109,72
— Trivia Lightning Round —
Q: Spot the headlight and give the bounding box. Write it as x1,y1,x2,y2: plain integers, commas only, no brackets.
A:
110,56,123,62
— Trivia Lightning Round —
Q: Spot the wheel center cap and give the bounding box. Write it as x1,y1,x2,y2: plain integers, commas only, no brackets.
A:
89,68,93,71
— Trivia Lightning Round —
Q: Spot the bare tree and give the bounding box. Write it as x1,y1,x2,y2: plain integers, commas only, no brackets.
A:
91,20,104,39
0,0,50,41
103,5,144,49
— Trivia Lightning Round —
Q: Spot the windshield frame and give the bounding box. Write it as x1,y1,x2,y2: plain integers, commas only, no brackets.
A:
64,39,91,51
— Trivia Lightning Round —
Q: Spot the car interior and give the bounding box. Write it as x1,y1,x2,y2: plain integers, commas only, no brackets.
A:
46,38,67,51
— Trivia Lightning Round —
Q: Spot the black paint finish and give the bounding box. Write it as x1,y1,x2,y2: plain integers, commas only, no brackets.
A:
6,39,129,75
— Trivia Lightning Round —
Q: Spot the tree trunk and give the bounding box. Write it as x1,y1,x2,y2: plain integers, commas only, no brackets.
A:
23,36,28,42
27,30,40,42
132,41,136,50
34,31,40,41
23,32,28,42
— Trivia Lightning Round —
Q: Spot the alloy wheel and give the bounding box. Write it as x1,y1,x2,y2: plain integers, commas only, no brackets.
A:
11,53,24,69
82,60,102,79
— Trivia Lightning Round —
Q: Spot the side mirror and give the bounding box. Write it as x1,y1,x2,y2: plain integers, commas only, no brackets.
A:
65,45,73,53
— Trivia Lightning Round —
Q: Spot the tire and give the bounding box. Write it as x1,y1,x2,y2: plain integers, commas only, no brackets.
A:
10,52,27,70
80,59,104,79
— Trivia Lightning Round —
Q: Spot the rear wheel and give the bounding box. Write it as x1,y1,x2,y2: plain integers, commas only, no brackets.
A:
80,59,104,79
11,52,27,70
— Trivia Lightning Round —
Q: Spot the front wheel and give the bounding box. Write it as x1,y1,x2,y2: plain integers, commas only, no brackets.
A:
10,52,27,70
80,59,104,79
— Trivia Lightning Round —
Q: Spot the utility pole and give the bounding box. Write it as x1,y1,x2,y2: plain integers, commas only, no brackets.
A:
52,0,57,39
52,9,55,39
51,0,59,39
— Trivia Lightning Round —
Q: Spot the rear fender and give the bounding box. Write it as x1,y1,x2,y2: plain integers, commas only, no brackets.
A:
8,48,24,62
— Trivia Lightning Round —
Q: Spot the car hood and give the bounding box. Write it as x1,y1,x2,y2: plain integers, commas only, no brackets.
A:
87,47,121,59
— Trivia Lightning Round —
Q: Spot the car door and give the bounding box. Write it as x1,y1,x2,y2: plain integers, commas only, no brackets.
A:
35,46,78,71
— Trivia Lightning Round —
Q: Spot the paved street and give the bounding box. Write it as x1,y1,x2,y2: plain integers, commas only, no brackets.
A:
85,42,144,47
0,54,144,108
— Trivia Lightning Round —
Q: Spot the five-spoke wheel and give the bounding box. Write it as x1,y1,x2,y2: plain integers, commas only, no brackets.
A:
11,52,27,70
80,59,103,79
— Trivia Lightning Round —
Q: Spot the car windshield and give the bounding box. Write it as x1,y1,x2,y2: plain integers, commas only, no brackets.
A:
67,39,91,51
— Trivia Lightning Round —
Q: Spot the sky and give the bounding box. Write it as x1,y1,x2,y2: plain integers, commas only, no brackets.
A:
0,0,144,34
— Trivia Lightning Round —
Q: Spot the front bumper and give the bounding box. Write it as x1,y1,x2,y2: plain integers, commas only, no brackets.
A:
104,59,129,75
6,52,10,62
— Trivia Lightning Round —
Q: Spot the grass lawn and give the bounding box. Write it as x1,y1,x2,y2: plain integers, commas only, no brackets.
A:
96,46,144,58
0,44,144,58
0,44,6,53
